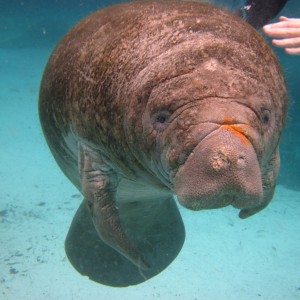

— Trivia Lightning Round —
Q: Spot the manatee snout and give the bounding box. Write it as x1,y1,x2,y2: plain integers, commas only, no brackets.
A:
174,126,264,213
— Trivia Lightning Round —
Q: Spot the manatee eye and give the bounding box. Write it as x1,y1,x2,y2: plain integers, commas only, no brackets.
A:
262,110,270,124
156,114,167,124
152,110,171,130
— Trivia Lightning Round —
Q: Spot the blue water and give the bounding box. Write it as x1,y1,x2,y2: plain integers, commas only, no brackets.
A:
0,1,299,299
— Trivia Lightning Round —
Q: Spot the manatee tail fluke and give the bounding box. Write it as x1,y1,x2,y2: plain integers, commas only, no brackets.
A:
65,196,185,286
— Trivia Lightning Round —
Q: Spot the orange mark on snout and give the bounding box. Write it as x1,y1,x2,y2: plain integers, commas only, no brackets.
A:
222,125,251,146
223,117,233,124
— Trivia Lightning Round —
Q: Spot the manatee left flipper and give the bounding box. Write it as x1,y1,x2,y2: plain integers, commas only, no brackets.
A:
78,143,148,270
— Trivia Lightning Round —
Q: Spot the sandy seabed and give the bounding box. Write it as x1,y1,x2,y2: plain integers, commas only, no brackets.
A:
0,48,299,300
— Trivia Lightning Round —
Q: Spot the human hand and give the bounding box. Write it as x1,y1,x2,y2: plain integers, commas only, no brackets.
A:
263,16,300,55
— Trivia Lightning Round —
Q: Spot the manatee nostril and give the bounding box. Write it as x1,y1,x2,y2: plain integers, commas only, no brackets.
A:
237,155,246,168
211,150,230,171
211,151,247,171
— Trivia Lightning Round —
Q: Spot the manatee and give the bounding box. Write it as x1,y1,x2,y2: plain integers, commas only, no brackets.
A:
39,1,288,286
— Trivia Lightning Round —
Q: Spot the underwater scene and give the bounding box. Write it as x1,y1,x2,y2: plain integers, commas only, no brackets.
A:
0,0,299,299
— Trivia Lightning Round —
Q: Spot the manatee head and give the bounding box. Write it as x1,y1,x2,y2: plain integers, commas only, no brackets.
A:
121,3,288,218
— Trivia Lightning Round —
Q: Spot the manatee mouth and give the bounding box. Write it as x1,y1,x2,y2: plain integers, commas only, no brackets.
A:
173,125,264,214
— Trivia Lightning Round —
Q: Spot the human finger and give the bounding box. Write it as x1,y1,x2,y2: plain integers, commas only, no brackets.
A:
263,27,300,38
285,47,300,55
279,16,289,21
272,37,300,48
279,16,300,22
263,20,300,29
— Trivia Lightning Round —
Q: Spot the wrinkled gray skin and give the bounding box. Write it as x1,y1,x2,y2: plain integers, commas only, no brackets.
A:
39,1,288,270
